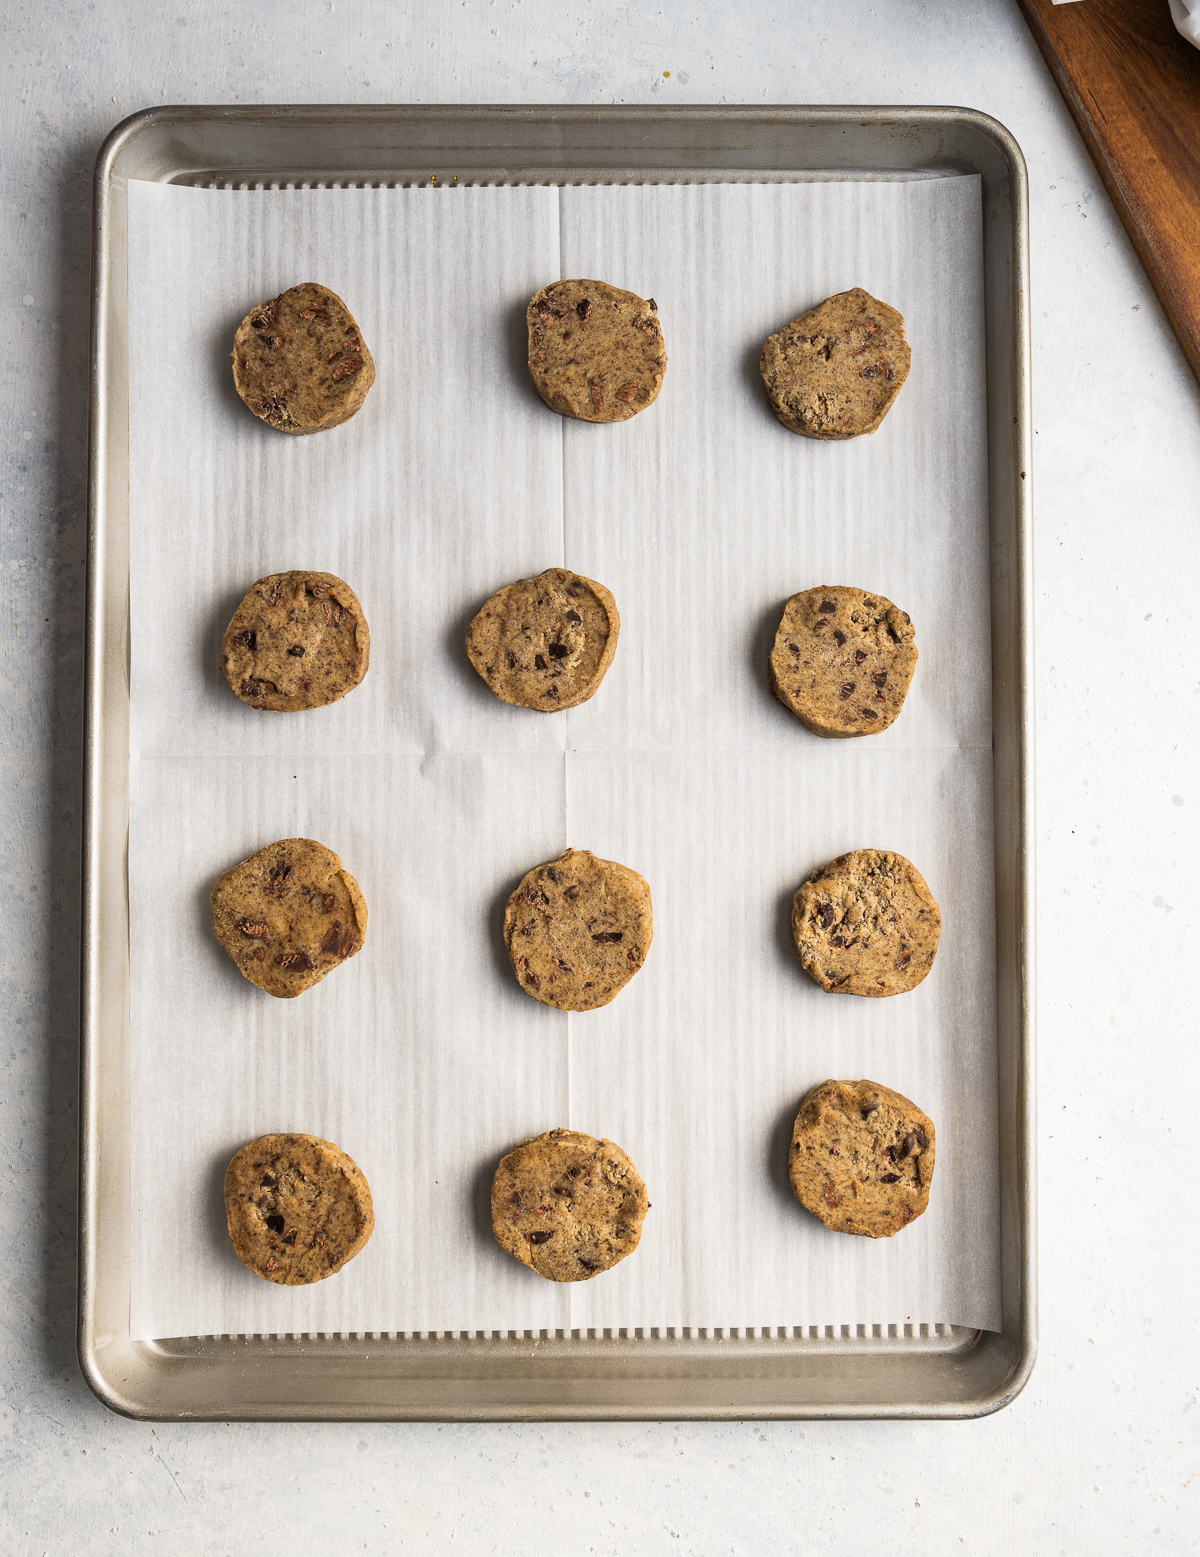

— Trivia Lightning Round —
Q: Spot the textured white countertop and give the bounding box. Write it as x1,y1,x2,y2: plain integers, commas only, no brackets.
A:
3,2,1197,1551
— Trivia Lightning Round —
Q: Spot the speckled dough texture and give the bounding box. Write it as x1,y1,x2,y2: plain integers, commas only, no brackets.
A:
503,848,652,1011
527,278,666,421
221,570,370,712
224,1132,375,1283
465,568,619,710
792,849,940,997
760,287,910,439
491,1129,650,1281
231,281,375,433
210,837,367,998
769,585,917,737
789,1080,935,1237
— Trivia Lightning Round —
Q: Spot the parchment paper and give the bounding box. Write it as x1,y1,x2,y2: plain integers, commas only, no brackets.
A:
126,176,1000,1339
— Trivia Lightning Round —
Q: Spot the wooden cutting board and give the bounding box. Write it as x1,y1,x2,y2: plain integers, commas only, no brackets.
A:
1017,0,1200,385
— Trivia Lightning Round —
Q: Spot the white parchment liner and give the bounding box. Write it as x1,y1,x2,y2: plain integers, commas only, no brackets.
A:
126,177,1000,1339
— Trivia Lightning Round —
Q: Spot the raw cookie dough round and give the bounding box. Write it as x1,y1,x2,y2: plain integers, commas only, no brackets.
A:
465,568,619,711
789,1079,935,1238
224,1132,375,1283
211,837,368,999
221,570,370,712
491,1128,650,1280
792,849,940,997
769,585,917,737
231,282,375,434
759,287,910,440
503,848,652,1011
527,279,666,422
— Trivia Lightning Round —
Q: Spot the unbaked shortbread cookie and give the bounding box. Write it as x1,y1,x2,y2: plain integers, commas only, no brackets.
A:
211,837,367,999
221,571,370,712
769,585,917,737
789,1079,935,1238
224,1132,375,1283
491,1128,650,1280
465,569,619,711
760,287,910,439
231,282,375,434
503,848,652,1011
527,279,666,422
792,849,940,997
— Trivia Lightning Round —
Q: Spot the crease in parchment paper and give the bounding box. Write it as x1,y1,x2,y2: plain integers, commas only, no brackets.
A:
126,177,1000,1341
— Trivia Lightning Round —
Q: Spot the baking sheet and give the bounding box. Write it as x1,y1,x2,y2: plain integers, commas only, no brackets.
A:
126,177,1000,1340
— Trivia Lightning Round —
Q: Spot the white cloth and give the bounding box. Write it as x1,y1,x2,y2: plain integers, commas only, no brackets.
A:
1169,0,1200,48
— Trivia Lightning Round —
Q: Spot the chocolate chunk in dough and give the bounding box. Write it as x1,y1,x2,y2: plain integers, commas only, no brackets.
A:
224,1132,375,1283
527,279,666,422
504,848,652,1011
792,849,940,997
210,837,367,998
465,568,619,711
769,585,917,737
789,1080,935,1237
221,570,370,712
760,287,910,439
491,1128,649,1280
231,282,375,434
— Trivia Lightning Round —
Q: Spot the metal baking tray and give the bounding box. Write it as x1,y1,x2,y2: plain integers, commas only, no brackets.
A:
82,105,1034,1420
